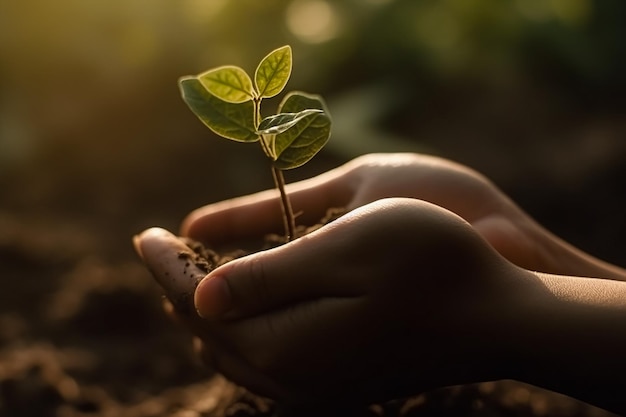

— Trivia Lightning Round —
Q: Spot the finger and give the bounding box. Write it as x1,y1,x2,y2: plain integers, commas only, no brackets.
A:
180,165,354,245
134,227,209,314
472,214,536,269
198,337,285,400
193,204,380,320
135,229,286,398
194,337,215,369
206,296,371,390
162,298,184,325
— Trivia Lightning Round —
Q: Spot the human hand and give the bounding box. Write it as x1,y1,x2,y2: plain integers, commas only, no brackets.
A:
183,153,625,279
134,153,626,411
135,198,534,406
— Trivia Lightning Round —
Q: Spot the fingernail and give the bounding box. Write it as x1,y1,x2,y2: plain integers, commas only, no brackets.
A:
195,275,231,319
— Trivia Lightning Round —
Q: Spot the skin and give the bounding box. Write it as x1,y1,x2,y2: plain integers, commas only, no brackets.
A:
134,153,626,414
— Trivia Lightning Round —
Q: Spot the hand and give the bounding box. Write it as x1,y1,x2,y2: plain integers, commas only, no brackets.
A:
182,153,625,279
134,152,626,412
134,153,626,411
136,198,535,406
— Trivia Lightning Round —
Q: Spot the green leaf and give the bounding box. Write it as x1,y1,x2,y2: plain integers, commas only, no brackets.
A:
273,92,332,170
179,76,258,142
257,109,323,135
197,65,255,103
254,45,292,99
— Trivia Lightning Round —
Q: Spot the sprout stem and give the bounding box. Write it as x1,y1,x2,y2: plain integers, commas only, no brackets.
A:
271,166,296,242
255,96,296,241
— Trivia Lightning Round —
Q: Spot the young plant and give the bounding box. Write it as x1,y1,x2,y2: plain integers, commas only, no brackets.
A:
179,45,332,242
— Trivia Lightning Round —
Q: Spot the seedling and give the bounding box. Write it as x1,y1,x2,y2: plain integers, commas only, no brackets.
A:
179,45,332,242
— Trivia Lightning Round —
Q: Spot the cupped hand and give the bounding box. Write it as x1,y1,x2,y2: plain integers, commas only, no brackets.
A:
136,198,535,405
182,153,542,273
182,153,625,279
134,152,626,411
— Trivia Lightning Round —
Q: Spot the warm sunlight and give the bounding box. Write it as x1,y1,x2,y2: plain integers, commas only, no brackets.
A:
2,2,625,414
285,0,340,44
515,0,591,24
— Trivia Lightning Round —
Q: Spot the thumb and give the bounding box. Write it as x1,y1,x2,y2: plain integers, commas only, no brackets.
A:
194,220,364,321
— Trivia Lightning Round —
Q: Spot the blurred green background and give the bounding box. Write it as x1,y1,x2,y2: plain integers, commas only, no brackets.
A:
1,0,625,265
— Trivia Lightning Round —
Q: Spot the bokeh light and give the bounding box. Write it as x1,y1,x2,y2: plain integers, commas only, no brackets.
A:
515,0,591,24
286,0,340,44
